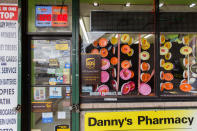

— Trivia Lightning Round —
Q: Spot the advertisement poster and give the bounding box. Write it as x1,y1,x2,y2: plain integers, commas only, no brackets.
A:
0,5,18,131
34,87,46,100
81,54,101,85
42,112,53,123
32,102,53,112
85,109,197,131
35,6,68,27
49,87,62,98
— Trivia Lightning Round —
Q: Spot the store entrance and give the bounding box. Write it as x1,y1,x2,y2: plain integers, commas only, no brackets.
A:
29,36,72,131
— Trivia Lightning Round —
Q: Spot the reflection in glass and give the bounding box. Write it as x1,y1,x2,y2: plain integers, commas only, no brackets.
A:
160,34,197,96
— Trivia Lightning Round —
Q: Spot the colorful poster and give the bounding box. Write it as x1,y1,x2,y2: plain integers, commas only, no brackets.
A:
34,87,46,100
35,6,68,27
52,6,68,27
85,110,197,131
0,5,18,131
35,6,52,27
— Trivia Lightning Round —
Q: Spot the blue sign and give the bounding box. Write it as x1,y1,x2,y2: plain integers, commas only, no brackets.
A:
35,6,52,27
42,112,53,123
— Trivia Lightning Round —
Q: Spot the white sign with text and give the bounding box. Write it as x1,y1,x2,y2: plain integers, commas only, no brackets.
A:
0,5,18,131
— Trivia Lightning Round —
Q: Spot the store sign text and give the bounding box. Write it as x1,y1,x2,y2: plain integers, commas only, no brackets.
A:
85,110,197,131
88,116,194,127
0,6,18,20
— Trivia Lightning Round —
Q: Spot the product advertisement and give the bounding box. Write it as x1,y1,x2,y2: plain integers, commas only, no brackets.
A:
0,5,18,131
35,6,68,27
85,109,197,131
81,33,197,99
81,33,155,97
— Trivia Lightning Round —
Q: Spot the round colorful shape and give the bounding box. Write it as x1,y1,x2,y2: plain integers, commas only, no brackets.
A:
140,51,150,60
121,45,131,54
99,38,108,47
141,62,150,71
121,60,131,69
101,71,109,83
121,34,130,43
101,59,110,70
139,83,151,96
120,69,132,80
100,48,108,57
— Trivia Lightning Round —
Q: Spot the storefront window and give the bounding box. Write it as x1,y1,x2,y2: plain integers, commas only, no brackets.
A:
160,34,197,96
159,0,197,96
80,0,156,100
81,33,155,97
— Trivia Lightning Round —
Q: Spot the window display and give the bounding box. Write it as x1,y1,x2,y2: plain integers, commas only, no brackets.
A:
160,34,197,96
79,0,156,101
81,33,155,98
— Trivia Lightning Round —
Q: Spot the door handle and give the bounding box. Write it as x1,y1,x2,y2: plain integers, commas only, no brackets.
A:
15,104,21,113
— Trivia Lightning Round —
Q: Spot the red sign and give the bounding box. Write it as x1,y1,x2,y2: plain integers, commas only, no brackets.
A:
36,14,52,21
0,6,18,20
35,6,68,27
52,6,68,27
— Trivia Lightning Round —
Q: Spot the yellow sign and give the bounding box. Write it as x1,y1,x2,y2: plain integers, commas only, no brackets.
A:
55,125,70,131
85,110,197,131
56,44,68,50
86,58,95,69
57,129,70,131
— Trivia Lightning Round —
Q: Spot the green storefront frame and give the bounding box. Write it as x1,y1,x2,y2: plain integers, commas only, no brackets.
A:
22,0,80,130
21,0,197,130
72,0,80,130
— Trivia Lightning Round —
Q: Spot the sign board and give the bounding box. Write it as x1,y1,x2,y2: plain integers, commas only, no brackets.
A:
0,5,18,131
81,54,101,85
85,110,197,131
49,87,62,98
32,102,53,112
55,125,70,131
35,5,68,27
42,112,53,123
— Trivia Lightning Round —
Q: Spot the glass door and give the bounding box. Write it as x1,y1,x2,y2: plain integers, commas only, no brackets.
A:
30,38,72,131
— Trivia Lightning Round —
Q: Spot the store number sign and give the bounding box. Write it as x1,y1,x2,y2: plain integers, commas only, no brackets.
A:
0,5,18,131
35,6,68,27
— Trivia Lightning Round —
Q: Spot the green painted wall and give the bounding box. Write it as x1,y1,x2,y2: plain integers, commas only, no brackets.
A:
80,0,196,5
